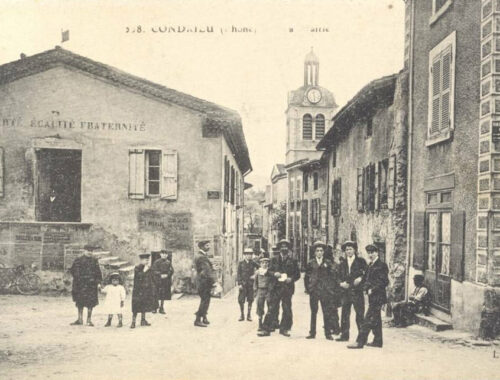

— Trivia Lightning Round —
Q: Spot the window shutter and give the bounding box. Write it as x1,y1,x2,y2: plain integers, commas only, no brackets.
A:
128,149,145,199
0,147,4,198
161,150,178,200
430,57,441,136
412,212,426,270
388,155,396,209
302,199,308,226
224,157,229,202
357,168,364,211
441,48,452,131
450,211,465,281
374,162,380,210
230,166,235,204
369,163,376,211
337,178,342,216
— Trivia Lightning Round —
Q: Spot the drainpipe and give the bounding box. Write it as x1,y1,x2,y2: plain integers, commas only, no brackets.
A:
404,0,415,303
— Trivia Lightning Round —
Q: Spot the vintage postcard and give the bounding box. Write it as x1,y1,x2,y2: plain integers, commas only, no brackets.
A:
0,0,499,379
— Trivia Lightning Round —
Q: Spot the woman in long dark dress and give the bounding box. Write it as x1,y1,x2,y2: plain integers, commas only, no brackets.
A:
152,250,174,314
131,253,157,328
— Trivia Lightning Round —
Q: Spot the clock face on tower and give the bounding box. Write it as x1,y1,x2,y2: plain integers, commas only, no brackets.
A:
307,88,322,104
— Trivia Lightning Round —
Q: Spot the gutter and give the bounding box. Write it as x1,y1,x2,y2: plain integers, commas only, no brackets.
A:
404,0,415,303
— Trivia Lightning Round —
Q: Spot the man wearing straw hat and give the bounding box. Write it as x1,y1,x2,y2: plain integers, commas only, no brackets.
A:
258,238,300,337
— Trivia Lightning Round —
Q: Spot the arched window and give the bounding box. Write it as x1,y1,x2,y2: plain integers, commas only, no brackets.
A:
315,114,325,139
303,114,312,140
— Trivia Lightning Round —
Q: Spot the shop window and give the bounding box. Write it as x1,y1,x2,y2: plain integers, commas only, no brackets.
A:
128,148,178,200
427,31,455,145
315,114,325,139
303,114,313,140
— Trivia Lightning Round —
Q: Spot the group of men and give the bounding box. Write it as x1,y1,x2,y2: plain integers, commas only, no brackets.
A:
234,238,390,349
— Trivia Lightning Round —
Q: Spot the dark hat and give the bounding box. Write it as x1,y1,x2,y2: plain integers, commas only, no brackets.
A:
243,248,254,255
259,257,270,263
413,274,424,281
341,240,358,251
198,240,210,249
312,240,327,250
83,244,98,252
365,244,378,252
278,239,291,248
139,253,150,259
109,272,121,280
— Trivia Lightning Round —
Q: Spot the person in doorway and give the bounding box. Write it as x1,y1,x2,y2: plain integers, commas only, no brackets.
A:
69,244,103,327
304,241,338,340
348,244,389,349
237,248,259,321
152,250,174,315
392,274,429,327
337,240,367,342
101,272,126,327
131,253,156,328
258,239,300,337
194,240,216,327
254,257,273,332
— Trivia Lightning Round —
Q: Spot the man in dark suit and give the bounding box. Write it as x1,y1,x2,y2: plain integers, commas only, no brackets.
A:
304,241,339,340
258,239,300,337
194,240,215,327
336,240,367,342
348,244,389,349
237,248,259,321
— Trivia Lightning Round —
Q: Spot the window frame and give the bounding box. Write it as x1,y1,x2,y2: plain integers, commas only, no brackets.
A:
145,149,162,197
425,209,452,277
426,31,456,146
303,114,313,140
315,114,325,140
430,0,453,26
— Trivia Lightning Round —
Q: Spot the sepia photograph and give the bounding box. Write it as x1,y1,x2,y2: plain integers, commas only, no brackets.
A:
0,0,499,379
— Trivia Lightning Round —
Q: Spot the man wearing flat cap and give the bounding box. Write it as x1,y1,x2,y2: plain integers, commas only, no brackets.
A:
304,241,339,340
337,240,367,341
348,244,389,349
194,240,216,327
69,244,103,326
237,248,259,321
258,238,300,337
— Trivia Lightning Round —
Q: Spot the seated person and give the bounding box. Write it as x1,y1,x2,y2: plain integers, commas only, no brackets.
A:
392,274,429,327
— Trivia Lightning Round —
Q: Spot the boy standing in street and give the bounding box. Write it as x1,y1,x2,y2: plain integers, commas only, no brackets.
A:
237,248,259,321
254,257,273,332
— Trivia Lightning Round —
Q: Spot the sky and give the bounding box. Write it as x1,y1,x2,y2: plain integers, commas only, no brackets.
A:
0,0,405,190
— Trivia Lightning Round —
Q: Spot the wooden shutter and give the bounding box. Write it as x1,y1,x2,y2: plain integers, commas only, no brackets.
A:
369,163,376,211
412,212,426,270
388,155,396,209
128,149,145,199
336,178,342,216
357,168,364,211
441,47,452,131
430,56,441,135
230,166,235,204
161,150,178,200
224,157,229,202
302,199,308,226
450,211,465,281
0,147,4,198
374,162,379,210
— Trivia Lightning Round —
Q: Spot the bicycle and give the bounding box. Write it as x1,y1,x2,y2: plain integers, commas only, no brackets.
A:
0,264,41,295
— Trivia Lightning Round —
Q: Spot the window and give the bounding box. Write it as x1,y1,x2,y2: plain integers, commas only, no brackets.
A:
296,178,301,200
146,150,161,196
311,198,320,227
332,148,336,168
426,211,451,276
427,31,456,145
331,178,342,216
224,156,229,202
313,172,319,190
315,114,325,139
387,155,396,209
303,173,309,193
366,118,373,138
357,158,395,212
357,168,364,211
426,189,453,207
430,0,453,25
289,177,295,200
230,166,235,204
128,148,178,200
303,114,313,140
379,159,389,208
302,200,308,226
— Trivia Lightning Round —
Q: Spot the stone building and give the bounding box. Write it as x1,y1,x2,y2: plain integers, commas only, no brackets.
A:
317,72,409,304
285,49,337,263
405,0,500,336
0,47,251,295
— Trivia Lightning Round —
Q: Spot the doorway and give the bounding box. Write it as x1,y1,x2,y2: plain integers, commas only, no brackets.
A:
36,149,82,222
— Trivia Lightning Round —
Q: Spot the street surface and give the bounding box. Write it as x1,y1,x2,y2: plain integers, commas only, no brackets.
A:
1,281,499,380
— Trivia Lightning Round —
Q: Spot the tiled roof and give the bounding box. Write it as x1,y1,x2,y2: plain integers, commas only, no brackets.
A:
0,47,252,173
316,73,398,150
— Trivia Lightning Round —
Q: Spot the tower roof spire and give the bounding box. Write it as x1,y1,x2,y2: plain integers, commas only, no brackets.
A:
305,47,319,64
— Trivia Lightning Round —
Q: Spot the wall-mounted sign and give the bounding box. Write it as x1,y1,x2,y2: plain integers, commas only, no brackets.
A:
207,191,220,199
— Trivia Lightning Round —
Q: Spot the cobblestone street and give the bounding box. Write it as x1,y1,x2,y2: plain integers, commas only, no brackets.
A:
1,282,499,380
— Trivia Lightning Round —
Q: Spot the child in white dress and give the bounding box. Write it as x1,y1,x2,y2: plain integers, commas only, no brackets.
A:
101,273,126,327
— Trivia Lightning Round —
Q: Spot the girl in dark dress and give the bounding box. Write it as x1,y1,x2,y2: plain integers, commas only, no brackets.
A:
131,253,157,328
152,250,174,314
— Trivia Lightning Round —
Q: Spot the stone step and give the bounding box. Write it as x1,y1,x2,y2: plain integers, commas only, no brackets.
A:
98,256,119,264
415,313,453,332
118,265,135,273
